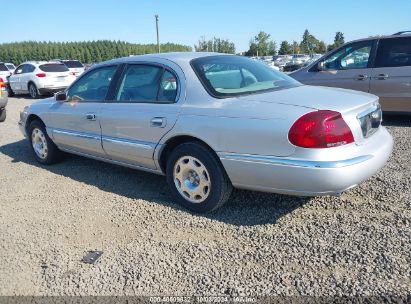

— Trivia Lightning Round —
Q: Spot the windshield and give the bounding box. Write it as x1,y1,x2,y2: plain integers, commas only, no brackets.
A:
191,56,300,98
63,60,84,68
39,64,69,72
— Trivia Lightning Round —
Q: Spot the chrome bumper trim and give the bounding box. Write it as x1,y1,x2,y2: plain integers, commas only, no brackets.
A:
219,153,373,169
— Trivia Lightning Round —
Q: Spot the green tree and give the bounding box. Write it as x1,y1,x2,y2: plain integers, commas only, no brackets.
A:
300,29,320,54
327,31,345,52
195,36,236,54
246,31,276,56
316,41,327,54
278,41,292,55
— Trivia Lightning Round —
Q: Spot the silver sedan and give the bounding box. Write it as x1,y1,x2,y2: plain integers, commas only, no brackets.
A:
19,53,393,212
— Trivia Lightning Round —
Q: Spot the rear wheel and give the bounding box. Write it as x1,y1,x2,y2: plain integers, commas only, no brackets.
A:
29,83,40,99
28,120,63,164
166,142,232,213
0,109,6,122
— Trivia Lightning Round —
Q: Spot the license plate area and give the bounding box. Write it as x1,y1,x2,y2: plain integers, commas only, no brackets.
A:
357,105,382,138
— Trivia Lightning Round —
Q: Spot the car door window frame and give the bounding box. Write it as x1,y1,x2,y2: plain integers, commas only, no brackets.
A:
309,39,378,72
65,64,121,102
108,62,180,104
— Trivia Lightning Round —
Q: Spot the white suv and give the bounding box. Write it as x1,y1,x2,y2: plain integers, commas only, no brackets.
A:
9,61,76,98
60,60,85,77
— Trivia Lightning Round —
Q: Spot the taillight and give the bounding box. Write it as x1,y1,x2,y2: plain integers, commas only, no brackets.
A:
288,110,354,148
0,77,5,89
36,73,46,77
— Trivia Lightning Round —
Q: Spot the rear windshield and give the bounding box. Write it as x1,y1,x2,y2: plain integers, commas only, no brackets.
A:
191,55,300,98
5,64,15,70
0,64,9,71
39,64,69,72
62,60,84,68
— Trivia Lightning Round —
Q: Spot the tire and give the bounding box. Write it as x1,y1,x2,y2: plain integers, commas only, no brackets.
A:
0,109,6,122
29,83,40,99
7,84,14,97
28,120,63,165
166,142,233,213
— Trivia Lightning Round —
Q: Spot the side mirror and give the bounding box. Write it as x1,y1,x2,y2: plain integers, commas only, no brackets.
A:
317,61,325,71
55,91,67,102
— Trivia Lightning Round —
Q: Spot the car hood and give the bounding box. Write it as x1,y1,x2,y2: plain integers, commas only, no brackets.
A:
238,85,378,114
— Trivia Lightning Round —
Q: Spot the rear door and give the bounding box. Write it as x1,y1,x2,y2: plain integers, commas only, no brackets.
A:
99,63,181,170
370,36,411,112
20,64,36,91
49,65,118,157
304,40,376,92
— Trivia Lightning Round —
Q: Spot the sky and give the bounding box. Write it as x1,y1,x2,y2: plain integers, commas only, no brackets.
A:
2,0,411,52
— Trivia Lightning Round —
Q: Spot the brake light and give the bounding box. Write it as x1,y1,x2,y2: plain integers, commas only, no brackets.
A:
0,77,5,89
36,73,46,77
288,110,354,148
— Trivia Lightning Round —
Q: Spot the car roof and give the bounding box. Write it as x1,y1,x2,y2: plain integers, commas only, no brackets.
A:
97,52,230,67
345,32,411,45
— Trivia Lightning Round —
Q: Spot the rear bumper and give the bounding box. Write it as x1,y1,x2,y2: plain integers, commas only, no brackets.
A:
39,87,67,95
219,127,393,196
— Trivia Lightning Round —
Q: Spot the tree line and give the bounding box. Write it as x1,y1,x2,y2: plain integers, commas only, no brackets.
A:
0,40,192,65
195,30,345,56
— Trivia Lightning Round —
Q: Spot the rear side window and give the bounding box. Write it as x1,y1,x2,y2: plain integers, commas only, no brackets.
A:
39,64,69,72
0,64,9,71
116,65,178,103
63,60,84,68
67,66,117,102
375,37,411,68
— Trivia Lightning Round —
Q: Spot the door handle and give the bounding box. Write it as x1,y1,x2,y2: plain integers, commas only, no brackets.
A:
375,74,388,80
85,113,96,121
356,74,368,81
150,117,167,128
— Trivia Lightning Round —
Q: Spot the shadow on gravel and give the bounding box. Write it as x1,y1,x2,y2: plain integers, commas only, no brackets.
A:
0,139,308,226
382,113,411,127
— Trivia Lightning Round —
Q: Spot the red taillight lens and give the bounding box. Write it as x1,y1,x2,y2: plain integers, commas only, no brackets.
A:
0,77,5,88
36,73,46,77
288,110,354,148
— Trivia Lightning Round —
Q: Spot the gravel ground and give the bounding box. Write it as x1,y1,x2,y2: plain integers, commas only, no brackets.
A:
0,97,410,298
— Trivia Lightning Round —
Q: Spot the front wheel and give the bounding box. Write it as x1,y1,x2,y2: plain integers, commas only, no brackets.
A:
166,142,233,213
29,83,40,99
28,120,63,164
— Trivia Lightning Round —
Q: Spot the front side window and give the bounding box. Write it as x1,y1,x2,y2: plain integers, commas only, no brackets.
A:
116,65,178,103
191,55,300,98
67,65,117,102
375,37,411,68
322,42,373,70
14,65,24,74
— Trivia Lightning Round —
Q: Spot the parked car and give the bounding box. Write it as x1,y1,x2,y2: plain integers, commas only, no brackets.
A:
59,60,85,77
0,62,12,80
5,63,16,74
8,61,76,98
0,76,8,122
290,32,411,113
18,53,393,212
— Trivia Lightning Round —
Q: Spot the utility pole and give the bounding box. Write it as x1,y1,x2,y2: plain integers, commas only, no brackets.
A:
155,14,160,53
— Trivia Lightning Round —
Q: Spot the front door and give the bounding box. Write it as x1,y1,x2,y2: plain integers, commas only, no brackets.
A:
100,64,181,170
9,64,24,92
304,40,376,93
370,36,411,112
49,65,118,157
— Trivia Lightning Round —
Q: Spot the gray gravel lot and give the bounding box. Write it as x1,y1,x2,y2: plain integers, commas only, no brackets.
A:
0,97,410,297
